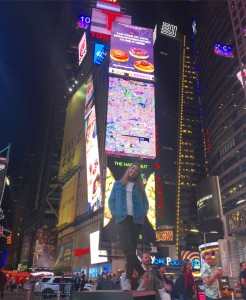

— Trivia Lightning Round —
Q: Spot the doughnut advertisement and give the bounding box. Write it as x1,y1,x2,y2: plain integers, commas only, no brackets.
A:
109,22,154,81
105,77,156,159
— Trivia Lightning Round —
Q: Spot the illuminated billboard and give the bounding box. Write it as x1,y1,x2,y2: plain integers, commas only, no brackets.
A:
59,84,86,178
161,22,177,38
237,68,246,87
58,173,79,226
105,77,156,159
94,43,109,65
109,23,154,81
85,106,101,214
214,43,233,58
90,8,131,36
78,32,87,66
102,157,156,243
196,176,223,233
78,15,91,29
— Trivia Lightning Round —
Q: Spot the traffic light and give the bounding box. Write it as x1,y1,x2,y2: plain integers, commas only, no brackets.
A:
6,235,12,245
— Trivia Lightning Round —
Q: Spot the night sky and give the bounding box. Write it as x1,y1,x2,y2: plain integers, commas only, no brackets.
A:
0,0,191,177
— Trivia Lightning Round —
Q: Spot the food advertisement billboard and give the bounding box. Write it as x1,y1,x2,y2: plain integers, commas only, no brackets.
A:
109,23,154,81
102,157,156,243
105,77,156,159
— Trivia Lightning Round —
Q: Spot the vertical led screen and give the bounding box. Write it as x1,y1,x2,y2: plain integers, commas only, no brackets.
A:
85,76,101,214
109,23,154,81
105,77,156,159
102,157,156,243
19,233,33,269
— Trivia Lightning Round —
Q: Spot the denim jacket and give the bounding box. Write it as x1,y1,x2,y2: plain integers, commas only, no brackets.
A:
108,180,149,224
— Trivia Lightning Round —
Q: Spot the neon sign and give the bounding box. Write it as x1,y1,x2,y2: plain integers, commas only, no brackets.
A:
152,256,200,268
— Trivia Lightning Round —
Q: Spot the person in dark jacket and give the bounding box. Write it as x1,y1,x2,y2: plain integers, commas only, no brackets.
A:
175,259,196,300
0,266,7,299
96,273,114,290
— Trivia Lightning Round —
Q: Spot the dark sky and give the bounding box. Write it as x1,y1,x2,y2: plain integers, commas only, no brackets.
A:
0,0,191,176
0,1,67,174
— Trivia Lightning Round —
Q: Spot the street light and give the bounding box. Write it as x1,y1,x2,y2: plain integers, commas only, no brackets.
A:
190,229,218,250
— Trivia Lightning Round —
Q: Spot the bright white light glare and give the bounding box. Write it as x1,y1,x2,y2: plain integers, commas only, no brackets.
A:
5,177,10,186
69,88,72,92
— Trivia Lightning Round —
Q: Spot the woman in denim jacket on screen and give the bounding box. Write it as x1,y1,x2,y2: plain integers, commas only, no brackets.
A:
109,163,149,291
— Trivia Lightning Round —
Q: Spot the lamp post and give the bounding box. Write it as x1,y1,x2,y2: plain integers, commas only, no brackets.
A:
190,229,218,250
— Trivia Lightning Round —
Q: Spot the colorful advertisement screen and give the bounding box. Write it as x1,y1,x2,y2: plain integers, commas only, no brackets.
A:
102,157,156,243
105,77,156,159
85,106,101,214
214,43,233,58
109,23,154,81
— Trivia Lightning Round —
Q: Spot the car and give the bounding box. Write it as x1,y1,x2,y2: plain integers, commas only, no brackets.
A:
34,276,73,298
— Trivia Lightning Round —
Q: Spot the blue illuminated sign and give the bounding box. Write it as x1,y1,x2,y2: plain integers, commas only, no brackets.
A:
94,43,109,65
78,15,91,29
153,257,200,268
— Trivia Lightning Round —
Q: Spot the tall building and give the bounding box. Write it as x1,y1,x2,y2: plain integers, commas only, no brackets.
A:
193,0,246,280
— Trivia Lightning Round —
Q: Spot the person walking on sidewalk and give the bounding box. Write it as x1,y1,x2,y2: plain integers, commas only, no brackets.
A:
0,266,7,299
239,261,246,300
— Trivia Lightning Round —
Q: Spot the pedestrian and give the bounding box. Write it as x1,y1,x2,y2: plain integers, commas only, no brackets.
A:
73,273,80,291
174,259,196,300
140,252,161,299
10,277,17,292
239,261,246,300
0,266,7,299
80,271,86,291
108,163,149,291
96,272,114,290
155,264,173,300
200,251,223,300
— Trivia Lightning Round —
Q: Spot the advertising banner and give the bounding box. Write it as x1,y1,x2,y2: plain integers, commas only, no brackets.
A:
196,176,221,224
19,233,33,267
54,241,73,268
58,173,79,226
85,106,101,214
102,156,156,243
32,229,57,269
105,77,156,159
59,84,87,178
109,22,154,81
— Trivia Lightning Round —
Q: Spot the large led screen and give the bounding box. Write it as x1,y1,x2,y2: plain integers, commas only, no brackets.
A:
214,43,233,58
102,157,156,244
105,77,156,159
109,23,154,81
85,104,101,213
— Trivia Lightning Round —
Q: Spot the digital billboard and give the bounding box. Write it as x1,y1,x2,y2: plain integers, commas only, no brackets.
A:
85,106,101,214
214,43,234,58
78,15,91,29
196,176,221,229
78,32,87,66
94,43,109,65
105,77,156,159
102,156,156,243
109,23,154,81
237,68,246,87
